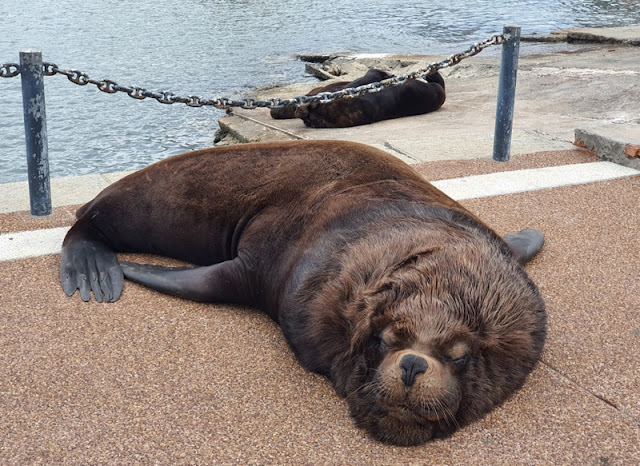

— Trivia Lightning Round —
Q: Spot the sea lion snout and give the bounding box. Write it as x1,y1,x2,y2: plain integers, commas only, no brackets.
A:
400,354,429,387
379,349,444,395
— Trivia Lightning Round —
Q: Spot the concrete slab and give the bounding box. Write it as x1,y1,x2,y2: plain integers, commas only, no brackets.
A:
218,113,301,143
0,173,126,214
523,25,640,46
226,106,582,164
382,129,575,163
566,26,640,46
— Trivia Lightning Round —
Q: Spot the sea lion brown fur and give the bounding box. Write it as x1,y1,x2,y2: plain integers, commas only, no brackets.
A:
60,140,546,446
270,68,394,120
296,72,446,128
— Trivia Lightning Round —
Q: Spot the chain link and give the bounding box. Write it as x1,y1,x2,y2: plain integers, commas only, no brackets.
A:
0,63,20,78
1,34,504,109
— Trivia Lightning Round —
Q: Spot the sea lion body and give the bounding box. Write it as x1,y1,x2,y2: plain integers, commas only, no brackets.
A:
296,72,446,128
270,68,394,120
61,140,546,445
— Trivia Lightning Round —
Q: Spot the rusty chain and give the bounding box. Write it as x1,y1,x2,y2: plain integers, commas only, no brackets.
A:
0,63,20,78
1,34,504,109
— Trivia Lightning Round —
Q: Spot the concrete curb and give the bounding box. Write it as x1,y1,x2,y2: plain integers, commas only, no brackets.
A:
218,113,302,143
0,172,132,214
566,27,640,47
522,26,640,46
431,161,639,200
574,129,640,170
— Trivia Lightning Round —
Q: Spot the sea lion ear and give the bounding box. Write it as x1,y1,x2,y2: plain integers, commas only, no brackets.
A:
503,228,545,265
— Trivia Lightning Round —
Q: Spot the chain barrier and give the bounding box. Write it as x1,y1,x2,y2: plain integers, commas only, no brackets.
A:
1,34,504,109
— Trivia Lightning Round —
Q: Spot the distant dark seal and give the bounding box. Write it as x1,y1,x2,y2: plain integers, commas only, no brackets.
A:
270,68,394,120
60,140,546,446
296,72,446,128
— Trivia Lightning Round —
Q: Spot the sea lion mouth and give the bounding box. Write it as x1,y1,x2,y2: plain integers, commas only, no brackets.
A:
382,400,448,423
363,401,439,446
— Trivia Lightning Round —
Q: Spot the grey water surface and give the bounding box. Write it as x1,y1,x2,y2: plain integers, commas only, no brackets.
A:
1,0,639,183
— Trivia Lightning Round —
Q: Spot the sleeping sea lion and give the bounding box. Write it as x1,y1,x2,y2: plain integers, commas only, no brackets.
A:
295,72,446,128
270,68,394,120
60,140,546,446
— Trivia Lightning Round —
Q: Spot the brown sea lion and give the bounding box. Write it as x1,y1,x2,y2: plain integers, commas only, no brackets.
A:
270,68,394,120
296,72,446,128
60,140,546,446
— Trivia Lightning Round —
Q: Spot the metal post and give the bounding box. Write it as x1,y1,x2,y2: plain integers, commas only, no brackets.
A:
492,25,521,162
20,49,51,216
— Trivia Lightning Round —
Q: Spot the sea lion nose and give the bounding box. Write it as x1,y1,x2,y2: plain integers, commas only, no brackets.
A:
400,354,429,387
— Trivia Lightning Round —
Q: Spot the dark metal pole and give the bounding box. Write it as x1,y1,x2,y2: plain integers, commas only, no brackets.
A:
20,49,52,216
492,25,521,162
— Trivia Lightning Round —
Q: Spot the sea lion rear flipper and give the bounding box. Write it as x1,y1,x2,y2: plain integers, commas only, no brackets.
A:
503,228,545,265
120,259,250,304
60,232,124,303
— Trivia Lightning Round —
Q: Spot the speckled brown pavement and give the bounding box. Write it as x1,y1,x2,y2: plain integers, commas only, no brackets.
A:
1,150,638,464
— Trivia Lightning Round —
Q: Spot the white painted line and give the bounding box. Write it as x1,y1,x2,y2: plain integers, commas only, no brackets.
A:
0,226,70,262
1,161,638,262
432,161,639,200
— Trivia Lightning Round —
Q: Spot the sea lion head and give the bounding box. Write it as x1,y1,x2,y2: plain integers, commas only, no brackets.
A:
334,235,546,446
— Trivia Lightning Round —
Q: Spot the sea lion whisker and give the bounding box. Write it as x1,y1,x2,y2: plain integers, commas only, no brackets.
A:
433,398,460,430
345,379,381,402
414,390,458,426
438,403,459,428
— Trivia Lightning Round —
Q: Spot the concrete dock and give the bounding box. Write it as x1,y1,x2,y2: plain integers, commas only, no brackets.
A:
1,26,639,464
218,26,640,170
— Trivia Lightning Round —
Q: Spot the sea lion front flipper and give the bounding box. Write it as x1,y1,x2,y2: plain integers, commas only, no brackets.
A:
60,233,124,303
120,259,251,304
503,228,545,265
